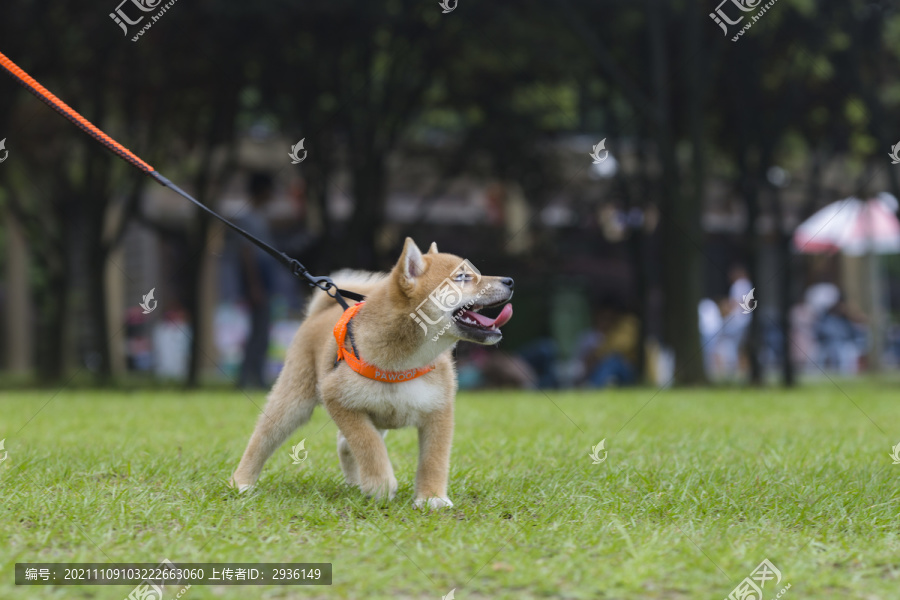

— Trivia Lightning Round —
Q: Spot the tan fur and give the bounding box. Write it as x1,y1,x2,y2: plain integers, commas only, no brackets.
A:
231,238,514,508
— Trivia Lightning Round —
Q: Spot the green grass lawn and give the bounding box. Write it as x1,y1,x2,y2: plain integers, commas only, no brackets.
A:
2,383,900,599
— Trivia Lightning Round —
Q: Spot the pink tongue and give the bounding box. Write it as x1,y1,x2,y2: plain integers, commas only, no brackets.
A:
465,304,513,328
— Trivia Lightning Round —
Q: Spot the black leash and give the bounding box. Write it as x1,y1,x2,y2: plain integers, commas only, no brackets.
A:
154,174,364,310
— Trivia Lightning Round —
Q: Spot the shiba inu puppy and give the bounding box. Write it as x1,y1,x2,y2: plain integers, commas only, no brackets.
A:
231,238,514,508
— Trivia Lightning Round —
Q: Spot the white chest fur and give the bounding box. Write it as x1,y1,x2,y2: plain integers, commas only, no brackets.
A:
336,375,448,429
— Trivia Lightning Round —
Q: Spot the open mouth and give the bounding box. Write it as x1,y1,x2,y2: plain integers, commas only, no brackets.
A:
452,302,513,332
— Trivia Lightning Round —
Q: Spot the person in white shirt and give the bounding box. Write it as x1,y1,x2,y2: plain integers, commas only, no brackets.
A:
718,264,753,377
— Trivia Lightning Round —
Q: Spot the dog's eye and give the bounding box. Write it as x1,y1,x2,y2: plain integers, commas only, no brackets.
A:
454,273,473,283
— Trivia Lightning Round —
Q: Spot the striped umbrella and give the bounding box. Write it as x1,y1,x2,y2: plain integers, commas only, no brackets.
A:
793,192,900,371
794,193,900,255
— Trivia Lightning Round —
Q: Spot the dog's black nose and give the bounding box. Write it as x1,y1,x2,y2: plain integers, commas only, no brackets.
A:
500,277,514,289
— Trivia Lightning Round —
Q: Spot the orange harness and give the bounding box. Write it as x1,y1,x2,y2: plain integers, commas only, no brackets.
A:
333,302,435,382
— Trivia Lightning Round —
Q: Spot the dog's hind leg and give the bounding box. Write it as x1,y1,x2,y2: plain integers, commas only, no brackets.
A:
231,373,317,492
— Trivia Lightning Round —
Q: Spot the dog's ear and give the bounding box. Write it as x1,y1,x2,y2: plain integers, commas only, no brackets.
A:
427,242,439,255
398,237,426,285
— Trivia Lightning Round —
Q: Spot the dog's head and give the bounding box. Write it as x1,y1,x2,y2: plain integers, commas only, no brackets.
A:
394,238,514,345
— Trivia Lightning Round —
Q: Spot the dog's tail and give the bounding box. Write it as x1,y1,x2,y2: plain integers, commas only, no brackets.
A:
305,270,387,316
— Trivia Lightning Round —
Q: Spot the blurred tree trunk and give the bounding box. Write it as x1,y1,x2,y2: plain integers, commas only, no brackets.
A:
764,135,801,388
650,0,706,384
4,171,73,383
83,151,115,382
31,217,70,382
684,0,710,384
740,155,763,386
36,269,69,381
2,214,32,373
771,180,795,387
637,133,655,380
185,96,239,388
185,221,211,387
733,107,762,386
733,36,765,386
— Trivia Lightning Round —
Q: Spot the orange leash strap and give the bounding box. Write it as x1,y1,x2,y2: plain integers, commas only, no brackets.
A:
0,49,366,307
0,50,154,173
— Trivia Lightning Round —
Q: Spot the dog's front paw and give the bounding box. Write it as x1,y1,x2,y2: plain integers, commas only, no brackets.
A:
359,474,398,500
229,475,256,494
413,497,454,510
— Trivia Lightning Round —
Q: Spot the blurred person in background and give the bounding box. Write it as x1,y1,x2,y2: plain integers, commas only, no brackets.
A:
235,172,277,389
698,297,724,377
789,299,818,373
814,289,868,374
717,264,753,377
517,338,560,389
579,298,640,388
